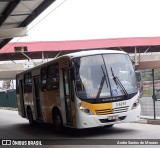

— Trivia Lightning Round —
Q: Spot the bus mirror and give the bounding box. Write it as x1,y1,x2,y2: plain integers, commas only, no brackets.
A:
73,59,80,69
75,80,82,91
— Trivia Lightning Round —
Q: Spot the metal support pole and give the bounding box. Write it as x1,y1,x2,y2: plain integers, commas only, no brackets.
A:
135,47,137,64
138,48,140,63
54,51,62,59
20,52,37,66
152,69,156,119
42,51,45,63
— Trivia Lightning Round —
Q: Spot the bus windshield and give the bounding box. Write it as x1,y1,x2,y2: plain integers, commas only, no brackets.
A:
74,53,137,100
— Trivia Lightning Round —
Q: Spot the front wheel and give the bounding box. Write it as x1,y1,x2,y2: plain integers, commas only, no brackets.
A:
104,124,114,128
53,111,63,131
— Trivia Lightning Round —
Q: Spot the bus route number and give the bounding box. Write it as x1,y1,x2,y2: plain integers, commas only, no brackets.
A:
116,101,126,107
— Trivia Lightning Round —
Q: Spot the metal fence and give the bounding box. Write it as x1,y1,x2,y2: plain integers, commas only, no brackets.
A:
0,89,17,108
140,69,160,119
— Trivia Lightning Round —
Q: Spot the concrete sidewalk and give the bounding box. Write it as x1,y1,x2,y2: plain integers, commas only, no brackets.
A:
136,118,160,125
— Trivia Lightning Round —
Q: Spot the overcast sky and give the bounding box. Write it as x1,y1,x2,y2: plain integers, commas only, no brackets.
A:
12,0,160,42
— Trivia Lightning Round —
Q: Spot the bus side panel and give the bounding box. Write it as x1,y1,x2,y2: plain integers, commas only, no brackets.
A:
39,60,61,124
40,90,60,123
40,58,70,125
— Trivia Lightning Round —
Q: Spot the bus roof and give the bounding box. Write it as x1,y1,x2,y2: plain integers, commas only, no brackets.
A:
64,49,126,59
16,49,127,76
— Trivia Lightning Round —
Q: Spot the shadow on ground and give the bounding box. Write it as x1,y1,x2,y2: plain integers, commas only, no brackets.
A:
0,122,137,139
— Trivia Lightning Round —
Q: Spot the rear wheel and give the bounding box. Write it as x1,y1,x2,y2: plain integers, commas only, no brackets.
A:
53,111,63,131
27,108,35,125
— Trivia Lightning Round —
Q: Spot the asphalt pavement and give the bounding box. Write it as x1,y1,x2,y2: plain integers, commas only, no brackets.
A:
0,109,160,148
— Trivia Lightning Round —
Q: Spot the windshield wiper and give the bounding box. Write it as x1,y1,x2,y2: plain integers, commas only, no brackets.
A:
110,67,128,98
96,66,108,100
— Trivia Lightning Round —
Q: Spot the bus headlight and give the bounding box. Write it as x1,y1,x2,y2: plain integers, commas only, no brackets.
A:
79,104,92,115
131,98,140,110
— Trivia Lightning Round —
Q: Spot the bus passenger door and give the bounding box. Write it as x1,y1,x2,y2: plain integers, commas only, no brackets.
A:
63,69,74,125
33,76,42,119
19,80,25,117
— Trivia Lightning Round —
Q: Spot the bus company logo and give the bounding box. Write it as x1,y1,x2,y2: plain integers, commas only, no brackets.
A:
2,140,11,145
102,97,121,102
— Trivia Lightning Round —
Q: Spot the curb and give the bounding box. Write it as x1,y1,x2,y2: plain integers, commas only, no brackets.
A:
136,119,148,124
147,119,160,125
136,118,160,125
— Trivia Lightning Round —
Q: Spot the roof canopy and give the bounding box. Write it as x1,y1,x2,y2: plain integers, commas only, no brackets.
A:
1,37,160,53
0,37,160,61
0,0,56,48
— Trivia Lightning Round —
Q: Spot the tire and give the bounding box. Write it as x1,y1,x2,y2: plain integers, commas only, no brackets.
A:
52,111,63,131
104,124,114,128
27,108,35,126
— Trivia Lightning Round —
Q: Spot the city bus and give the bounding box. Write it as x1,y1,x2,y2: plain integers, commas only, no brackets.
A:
16,50,140,130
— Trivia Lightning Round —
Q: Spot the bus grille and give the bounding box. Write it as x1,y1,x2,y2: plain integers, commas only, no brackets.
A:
95,109,112,115
113,106,129,114
95,106,129,115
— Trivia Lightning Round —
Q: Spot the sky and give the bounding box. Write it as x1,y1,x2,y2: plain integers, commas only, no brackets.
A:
12,0,160,42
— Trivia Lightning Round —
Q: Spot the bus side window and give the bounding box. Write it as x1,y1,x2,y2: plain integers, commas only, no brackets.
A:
41,67,47,91
47,63,59,90
24,72,32,93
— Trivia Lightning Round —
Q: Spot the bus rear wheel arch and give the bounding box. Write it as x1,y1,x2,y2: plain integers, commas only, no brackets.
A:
52,108,63,131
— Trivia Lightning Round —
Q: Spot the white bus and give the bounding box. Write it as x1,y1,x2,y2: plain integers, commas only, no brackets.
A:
16,50,140,130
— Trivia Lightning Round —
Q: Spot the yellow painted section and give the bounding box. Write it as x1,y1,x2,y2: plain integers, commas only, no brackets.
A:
41,90,60,123
81,101,112,115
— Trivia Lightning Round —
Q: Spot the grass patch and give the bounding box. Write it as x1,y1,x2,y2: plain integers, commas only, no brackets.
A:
143,89,153,97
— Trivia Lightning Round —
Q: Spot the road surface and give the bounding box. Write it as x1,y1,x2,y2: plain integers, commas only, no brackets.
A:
0,109,160,148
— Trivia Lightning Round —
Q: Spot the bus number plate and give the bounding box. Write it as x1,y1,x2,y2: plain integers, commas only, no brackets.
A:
116,101,127,107
108,115,118,120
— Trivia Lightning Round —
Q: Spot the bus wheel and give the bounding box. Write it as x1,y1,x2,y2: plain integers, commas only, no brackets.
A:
53,111,63,131
104,124,114,128
27,108,35,125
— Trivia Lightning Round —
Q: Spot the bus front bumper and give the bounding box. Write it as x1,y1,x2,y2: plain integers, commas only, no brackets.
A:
76,104,141,129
